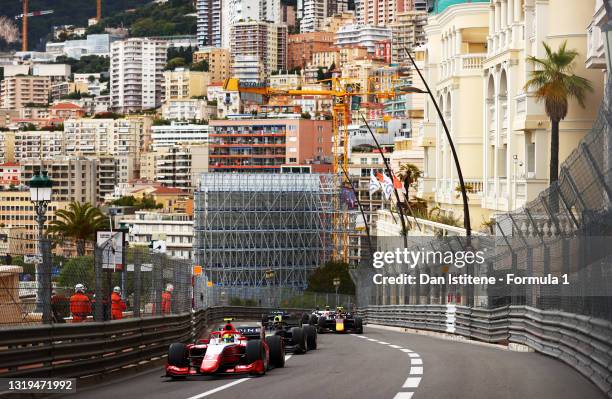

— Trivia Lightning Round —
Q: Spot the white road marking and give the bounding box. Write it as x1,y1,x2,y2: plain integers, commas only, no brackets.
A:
378,341,390,345
402,377,422,388
411,358,423,365
367,338,378,342
356,335,367,338
393,393,414,399
400,348,413,353
410,367,423,375
185,355,292,399
186,378,249,399
389,345,402,349
408,353,419,358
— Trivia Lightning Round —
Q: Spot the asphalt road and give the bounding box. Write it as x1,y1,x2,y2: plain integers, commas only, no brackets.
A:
67,326,605,399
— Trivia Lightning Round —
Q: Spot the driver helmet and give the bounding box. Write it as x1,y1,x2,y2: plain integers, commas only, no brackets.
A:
273,314,282,323
325,305,330,311
222,333,233,343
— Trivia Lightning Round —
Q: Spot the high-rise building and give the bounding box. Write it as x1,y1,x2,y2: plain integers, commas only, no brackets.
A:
193,47,231,82
390,10,427,63
261,0,282,23
154,144,209,190
110,38,167,113
231,55,265,83
231,21,288,79
10,131,64,160
0,76,51,109
197,0,222,47
223,0,262,48
301,0,327,32
355,0,414,26
335,24,392,54
208,118,333,173
151,122,209,150
288,32,335,70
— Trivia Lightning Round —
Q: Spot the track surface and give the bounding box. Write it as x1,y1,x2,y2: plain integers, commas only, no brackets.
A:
69,326,605,399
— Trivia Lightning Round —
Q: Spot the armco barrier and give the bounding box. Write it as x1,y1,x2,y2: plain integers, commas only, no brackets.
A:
362,305,612,397
0,306,308,378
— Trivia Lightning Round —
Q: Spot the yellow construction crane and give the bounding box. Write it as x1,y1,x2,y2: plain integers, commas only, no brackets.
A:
223,77,418,262
15,1,54,52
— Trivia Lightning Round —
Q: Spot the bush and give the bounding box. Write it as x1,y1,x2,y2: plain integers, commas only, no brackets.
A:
306,260,355,295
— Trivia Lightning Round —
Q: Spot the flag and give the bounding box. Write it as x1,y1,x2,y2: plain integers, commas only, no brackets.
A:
376,172,385,182
369,170,381,195
393,174,403,189
382,174,394,200
341,187,357,209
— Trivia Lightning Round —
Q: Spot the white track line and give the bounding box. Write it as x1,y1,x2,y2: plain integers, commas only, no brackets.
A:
378,341,390,344
400,348,413,353
410,358,423,365
402,377,422,388
393,393,414,399
185,355,292,399
408,353,419,358
410,367,423,375
389,344,402,349
367,338,378,342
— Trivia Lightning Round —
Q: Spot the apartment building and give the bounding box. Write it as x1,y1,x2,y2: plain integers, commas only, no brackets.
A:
11,131,64,161
161,99,216,121
310,49,340,69
231,21,288,79
155,145,209,190
261,0,282,23
415,0,490,227
0,162,21,189
193,47,231,82
110,38,168,113
0,190,69,249
269,73,304,90
482,0,602,212
335,24,392,54
208,118,333,172
301,0,328,32
20,156,118,204
390,10,427,63
196,0,222,47
0,76,51,109
288,32,335,70
151,122,209,150
222,0,262,48
163,68,210,100
121,211,195,259
322,11,356,33
355,0,415,26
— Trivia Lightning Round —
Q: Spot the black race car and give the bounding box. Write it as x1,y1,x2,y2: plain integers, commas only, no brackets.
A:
309,307,363,334
262,310,317,353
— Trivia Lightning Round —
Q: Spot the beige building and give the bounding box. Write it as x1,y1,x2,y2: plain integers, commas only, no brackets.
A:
193,48,231,83
0,190,69,250
163,68,210,100
269,73,304,90
322,12,356,33
390,10,428,63
20,156,118,205
155,144,209,191
11,131,64,161
231,21,288,79
310,49,340,68
416,1,490,228
0,76,51,109
482,0,603,213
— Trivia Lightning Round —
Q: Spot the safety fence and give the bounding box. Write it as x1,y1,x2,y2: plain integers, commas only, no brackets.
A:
362,305,612,397
0,306,309,378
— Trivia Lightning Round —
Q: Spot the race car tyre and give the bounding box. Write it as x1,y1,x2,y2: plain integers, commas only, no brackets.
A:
355,317,364,334
265,335,285,368
291,327,307,354
317,315,327,333
246,339,266,375
308,314,318,325
301,313,310,325
303,325,317,350
168,343,189,368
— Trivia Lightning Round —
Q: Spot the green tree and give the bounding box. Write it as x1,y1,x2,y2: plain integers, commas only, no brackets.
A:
165,56,186,70
525,41,593,183
306,260,355,295
58,256,94,291
397,163,422,200
47,202,110,256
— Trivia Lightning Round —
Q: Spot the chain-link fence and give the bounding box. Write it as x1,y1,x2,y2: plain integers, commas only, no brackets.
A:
352,78,612,321
0,234,194,327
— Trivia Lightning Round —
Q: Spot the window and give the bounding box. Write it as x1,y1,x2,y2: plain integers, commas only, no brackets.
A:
289,157,297,163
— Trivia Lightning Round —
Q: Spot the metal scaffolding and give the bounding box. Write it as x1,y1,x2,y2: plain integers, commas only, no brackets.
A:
194,173,340,299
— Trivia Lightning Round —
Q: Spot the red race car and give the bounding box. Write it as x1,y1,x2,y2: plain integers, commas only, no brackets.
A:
165,321,285,379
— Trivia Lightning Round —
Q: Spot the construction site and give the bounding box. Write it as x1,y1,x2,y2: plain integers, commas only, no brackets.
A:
194,173,342,305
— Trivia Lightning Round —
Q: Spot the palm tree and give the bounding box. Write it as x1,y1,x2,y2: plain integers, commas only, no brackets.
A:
396,163,422,200
47,202,110,256
525,41,593,183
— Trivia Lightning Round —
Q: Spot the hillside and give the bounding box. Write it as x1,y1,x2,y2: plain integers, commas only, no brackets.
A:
0,0,194,51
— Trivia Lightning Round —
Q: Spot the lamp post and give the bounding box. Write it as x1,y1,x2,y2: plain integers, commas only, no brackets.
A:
29,170,53,322
264,269,275,308
333,277,341,307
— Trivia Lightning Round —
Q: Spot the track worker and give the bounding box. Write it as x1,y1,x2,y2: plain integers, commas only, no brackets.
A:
70,284,91,323
111,286,127,320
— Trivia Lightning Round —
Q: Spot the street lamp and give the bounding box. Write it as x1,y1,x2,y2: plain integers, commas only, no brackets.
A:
333,277,341,308
29,170,53,322
264,269,275,308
